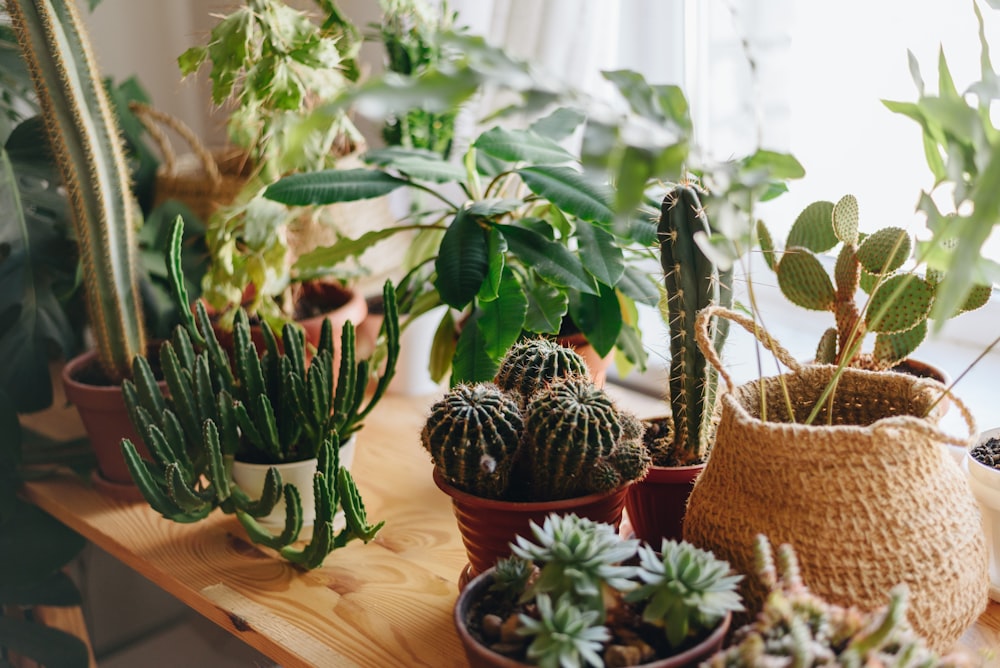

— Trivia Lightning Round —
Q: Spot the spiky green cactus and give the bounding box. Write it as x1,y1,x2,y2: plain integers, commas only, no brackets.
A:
702,536,969,667
8,0,145,382
523,377,624,500
758,194,991,370
659,184,733,465
119,218,392,568
421,383,523,498
494,338,590,405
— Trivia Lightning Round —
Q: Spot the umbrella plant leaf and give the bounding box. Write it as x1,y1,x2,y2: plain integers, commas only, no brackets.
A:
517,165,614,225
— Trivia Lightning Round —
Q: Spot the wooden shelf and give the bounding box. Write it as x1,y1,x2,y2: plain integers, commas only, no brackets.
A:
21,387,1000,667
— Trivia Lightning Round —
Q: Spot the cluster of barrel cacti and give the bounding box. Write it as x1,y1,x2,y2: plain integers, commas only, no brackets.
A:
421,339,650,501
757,194,991,370
656,184,733,466
704,536,971,667
119,220,395,569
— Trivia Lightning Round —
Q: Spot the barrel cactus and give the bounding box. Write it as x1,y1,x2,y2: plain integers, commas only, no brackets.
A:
494,338,590,405
757,194,991,370
421,383,523,498
658,184,733,466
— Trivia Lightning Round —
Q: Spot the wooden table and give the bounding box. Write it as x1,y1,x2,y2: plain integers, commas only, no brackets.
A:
20,388,1000,667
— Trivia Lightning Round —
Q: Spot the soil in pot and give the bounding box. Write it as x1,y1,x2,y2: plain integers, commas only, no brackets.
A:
456,569,730,668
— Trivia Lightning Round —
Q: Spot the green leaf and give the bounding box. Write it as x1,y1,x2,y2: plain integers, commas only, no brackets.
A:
429,310,457,383
498,224,598,295
517,166,614,225
474,126,575,164
0,618,89,668
434,209,490,309
451,314,499,384
569,283,622,358
523,281,569,335
478,228,507,301
466,198,522,218
478,269,528,360
574,221,625,286
787,200,837,253
362,147,465,182
530,107,587,141
616,266,660,307
603,69,665,121
294,227,407,280
742,149,806,180
264,168,408,205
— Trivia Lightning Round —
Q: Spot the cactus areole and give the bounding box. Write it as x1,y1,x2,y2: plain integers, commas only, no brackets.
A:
9,0,146,382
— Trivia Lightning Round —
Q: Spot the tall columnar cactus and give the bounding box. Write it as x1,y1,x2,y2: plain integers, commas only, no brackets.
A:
8,0,145,382
523,376,624,500
421,383,523,498
118,218,392,569
703,536,968,667
757,194,991,370
658,184,733,466
493,338,590,405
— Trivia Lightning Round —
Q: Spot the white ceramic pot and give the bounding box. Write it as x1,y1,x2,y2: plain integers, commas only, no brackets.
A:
966,426,1000,602
231,435,358,533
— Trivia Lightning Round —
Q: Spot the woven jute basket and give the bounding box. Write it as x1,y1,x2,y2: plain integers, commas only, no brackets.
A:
682,305,988,652
130,102,250,222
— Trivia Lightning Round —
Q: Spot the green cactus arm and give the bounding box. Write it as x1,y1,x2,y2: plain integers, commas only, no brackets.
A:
332,321,358,420
193,355,219,426
165,216,204,347
815,328,838,364
873,321,927,368
306,360,332,431
865,274,934,334
776,248,836,311
234,313,267,405
250,394,283,461
786,200,837,252
8,0,145,382
832,194,860,246
228,466,283,518
216,391,241,457
121,440,211,523
282,321,307,379
318,434,340,485
236,485,303,549
857,227,911,275
159,342,201,446
338,467,384,544
356,280,401,418
756,219,778,272
122,381,157,452
232,400,268,453
165,463,213,513
142,423,187,475
161,410,194,471
339,359,370,437
203,420,232,503
195,301,235,390
169,327,197,377
131,354,166,417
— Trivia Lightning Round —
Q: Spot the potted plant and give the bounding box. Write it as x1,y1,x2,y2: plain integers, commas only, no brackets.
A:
965,429,1000,603
422,338,652,586
176,0,374,345
118,220,398,569
703,535,974,667
756,192,991,376
454,512,743,668
6,0,153,492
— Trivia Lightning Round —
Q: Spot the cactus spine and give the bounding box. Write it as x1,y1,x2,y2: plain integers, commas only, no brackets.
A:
758,194,990,370
8,0,145,382
494,338,590,405
659,184,732,466
421,383,523,498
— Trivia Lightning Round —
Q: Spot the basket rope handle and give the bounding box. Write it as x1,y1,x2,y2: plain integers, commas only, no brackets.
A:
873,379,977,448
695,304,801,392
129,101,221,185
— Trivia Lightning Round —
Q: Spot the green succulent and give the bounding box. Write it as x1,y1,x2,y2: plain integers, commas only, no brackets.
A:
517,593,610,668
703,536,967,667
625,540,744,648
759,194,991,370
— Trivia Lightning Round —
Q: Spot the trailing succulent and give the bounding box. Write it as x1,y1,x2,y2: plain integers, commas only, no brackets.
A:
652,183,733,467
421,339,650,501
469,513,743,667
119,219,397,569
704,535,974,667
757,194,991,371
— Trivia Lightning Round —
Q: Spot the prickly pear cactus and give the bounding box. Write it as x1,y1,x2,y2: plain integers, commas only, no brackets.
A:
758,194,989,370
494,338,590,405
421,383,523,498
659,184,733,466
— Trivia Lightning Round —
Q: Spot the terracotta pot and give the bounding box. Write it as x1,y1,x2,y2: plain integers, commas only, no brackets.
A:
625,463,705,545
557,331,613,387
433,468,630,588
230,435,357,533
61,348,165,500
454,568,731,668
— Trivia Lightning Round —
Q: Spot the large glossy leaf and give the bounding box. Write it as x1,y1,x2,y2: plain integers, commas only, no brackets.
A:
294,227,408,279
451,313,499,384
569,283,622,358
498,224,598,295
429,309,457,383
478,269,527,360
529,107,586,141
474,126,575,164
264,168,408,205
478,228,507,302
523,280,568,335
517,165,614,225
0,618,89,668
362,147,465,183
434,210,490,309
574,221,624,286
617,266,660,306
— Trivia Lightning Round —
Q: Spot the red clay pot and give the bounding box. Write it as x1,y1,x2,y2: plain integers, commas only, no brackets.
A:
433,468,631,588
61,348,165,500
624,463,705,545
455,568,732,668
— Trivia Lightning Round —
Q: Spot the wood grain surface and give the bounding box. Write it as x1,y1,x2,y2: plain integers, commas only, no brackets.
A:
20,386,1000,666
